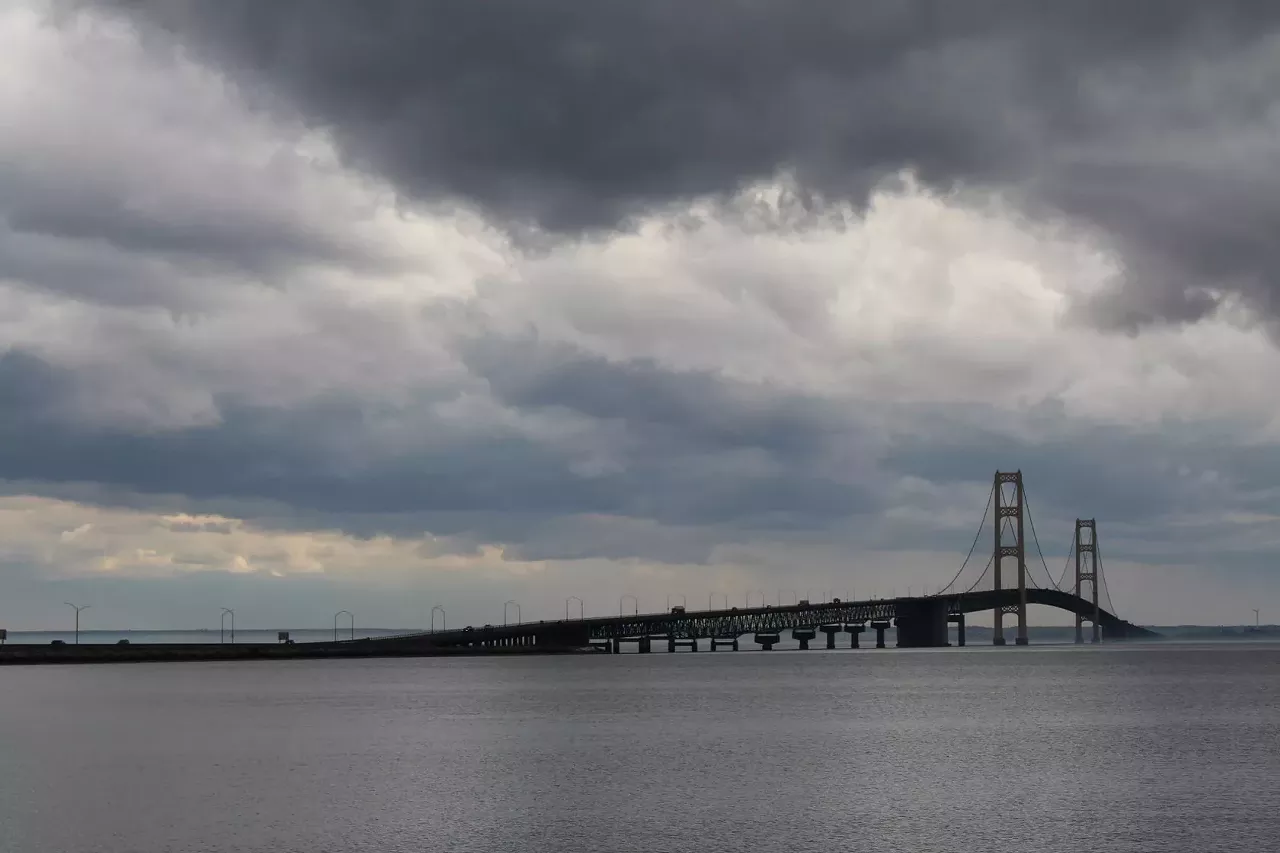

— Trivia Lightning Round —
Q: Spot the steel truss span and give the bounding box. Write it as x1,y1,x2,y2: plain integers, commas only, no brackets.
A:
368,588,1155,652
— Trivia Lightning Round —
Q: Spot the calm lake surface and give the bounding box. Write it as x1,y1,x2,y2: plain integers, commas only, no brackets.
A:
2,643,1277,853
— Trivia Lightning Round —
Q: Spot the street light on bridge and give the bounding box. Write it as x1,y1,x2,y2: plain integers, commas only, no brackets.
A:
430,605,446,633
333,610,354,642
777,589,797,606
745,590,765,608
504,600,521,625
64,602,89,645
709,592,728,610
220,607,235,644
566,596,583,620
619,594,638,616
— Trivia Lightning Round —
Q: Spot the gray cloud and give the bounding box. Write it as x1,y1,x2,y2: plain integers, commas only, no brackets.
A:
96,0,1280,326
5,2,1280,628
0,346,881,544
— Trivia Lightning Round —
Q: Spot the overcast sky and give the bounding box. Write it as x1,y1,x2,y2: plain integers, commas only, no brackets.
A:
2,1,1279,631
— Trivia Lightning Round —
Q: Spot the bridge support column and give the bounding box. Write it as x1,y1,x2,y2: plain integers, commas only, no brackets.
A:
948,613,966,647
821,625,841,649
994,470,1029,646
895,599,949,648
793,629,816,650
1074,518,1102,645
845,624,864,648
639,638,651,653
870,621,890,648
754,633,780,650
710,637,738,651
612,638,621,654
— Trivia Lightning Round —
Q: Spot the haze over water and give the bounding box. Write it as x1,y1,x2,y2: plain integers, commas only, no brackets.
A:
2,643,1277,852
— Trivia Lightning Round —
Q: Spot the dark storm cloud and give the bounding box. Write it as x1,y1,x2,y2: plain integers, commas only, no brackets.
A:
98,0,1280,326
459,335,860,463
0,348,879,544
0,158,397,308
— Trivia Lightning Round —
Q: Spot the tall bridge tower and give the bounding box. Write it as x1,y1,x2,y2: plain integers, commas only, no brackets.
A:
993,470,1028,645
1074,518,1101,644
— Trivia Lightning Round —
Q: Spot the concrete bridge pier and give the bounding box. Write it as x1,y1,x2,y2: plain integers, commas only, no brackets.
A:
820,625,841,649
667,638,699,652
894,599,949,648
615,636,646,653
845,624,865,648
792,628,817,650
536,623,588,649
754,633,781,650
870,621,891,648
710,637,739,651
947,613,966,646
639,637,652,653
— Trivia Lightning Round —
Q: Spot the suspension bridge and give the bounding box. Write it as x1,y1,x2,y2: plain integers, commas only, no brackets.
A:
0,470,1157,664
362,469,1157,653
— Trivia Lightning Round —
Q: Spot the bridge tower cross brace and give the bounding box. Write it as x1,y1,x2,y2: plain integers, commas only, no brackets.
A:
1074,519,1101,644
993,470,1028,646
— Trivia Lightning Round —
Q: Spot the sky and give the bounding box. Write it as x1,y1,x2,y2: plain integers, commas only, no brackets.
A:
2,0,1279,631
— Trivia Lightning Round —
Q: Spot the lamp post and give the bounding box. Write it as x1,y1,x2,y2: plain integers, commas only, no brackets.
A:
504,600,521,626
566,596,583,620
745,590,765,608
64,602,89,645
619,594,638,616
334,610,354,642
777,589,797,606
220,608,235,644
709,592,727,610
430,605,446,633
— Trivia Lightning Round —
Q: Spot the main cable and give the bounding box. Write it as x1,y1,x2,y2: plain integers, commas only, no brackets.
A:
934,482,995,595
1022,483,1064,591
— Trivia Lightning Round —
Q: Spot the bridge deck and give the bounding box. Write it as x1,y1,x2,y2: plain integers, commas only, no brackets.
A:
369,589,1155,649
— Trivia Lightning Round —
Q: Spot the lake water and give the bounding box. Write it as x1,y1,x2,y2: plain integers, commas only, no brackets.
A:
1,642,1277,853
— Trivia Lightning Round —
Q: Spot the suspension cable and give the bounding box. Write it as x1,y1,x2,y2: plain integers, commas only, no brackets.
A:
1056,535,1076,591
1022,483,1064,591
934,482,994,595
1095,537,1115,615
962,553,995,594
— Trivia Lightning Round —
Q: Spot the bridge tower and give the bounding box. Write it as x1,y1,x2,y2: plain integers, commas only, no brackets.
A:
993,470,1028,646
1074,519,1101,644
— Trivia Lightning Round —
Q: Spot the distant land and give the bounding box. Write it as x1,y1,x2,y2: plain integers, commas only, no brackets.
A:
963,625,1280,642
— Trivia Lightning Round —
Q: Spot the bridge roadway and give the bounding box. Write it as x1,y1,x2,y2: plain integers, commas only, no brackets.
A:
361,589,1157,653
